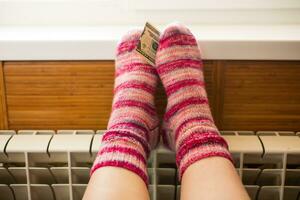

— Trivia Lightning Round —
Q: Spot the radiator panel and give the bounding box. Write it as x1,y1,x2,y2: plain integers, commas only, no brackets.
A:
0,130,300,200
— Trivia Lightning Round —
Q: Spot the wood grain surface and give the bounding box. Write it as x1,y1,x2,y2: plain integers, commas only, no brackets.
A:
1,60,300,131
0,62,8,129
221,61,300,131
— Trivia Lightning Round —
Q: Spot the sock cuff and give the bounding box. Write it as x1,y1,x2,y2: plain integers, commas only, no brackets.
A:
90,139,149,185
177,142,233,181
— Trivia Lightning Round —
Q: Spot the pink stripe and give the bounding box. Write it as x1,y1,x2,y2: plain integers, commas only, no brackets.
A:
159,32,192,47
175,117,214,140
117,39,138,55
159,34,197,50
176,135,229,163
113,99,156,116
109,112,152,133
164,97,209,121
176,131,222,151
157,59,202,75
98,146,147,165
116,63,156,77
110,122,149,141
102,130,150,156
114,81,155,94
166,79,205,96
157,52,201,66
178,151,233,180
90,160,148,185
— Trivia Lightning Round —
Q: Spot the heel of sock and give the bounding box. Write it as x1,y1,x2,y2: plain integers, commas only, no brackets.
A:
160,126,176,151
149,125,160,149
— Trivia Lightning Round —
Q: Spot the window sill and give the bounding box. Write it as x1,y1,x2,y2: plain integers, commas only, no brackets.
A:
0,25,300,61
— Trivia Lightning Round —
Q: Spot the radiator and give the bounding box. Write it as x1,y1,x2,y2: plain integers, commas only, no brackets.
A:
0,130,299,200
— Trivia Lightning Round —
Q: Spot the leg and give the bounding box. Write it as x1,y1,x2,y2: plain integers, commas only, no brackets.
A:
181,157,250,200
83,29,159,200
83,167,149,200
155,23,250,200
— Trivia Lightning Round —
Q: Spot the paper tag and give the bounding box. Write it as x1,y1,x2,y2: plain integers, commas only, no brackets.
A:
136,22,160,65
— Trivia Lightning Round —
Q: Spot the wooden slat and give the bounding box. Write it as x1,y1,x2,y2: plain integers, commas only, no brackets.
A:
209,61,225,128
202,61,219,123
3,61,215,130
0,61,8,129
2,60,300,131
221,61,300,131
4,61,114,130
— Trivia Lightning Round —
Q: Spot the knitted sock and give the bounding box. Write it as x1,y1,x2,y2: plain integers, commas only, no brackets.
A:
156,23,233,180
90,29,159,185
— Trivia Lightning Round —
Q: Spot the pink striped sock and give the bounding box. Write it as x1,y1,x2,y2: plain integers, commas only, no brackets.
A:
90,29,159,185
155,23,233,180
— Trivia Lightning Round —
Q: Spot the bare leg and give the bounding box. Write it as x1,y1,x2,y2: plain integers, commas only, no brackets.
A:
181,157,250,200
83,167,149,200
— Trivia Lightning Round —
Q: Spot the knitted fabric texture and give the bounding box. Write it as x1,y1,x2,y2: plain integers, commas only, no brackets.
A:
155,23,233,180
90,29,159,185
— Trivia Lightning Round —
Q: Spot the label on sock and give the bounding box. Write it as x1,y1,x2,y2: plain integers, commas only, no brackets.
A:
136,22,160,66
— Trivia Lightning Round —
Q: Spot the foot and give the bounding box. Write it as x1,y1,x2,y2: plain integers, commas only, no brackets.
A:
156,23,233,180
91,29,160,185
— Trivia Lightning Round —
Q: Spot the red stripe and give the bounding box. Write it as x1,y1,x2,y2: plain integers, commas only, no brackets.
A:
177,131,222,151
159,34,197,50
98,146,147,165
116,63,156,77
166,79,205,96
114,81,155,94
117,39,139,55
110,122,150,141
159,32,192,47
90,160,148,185
157,59,202,75
113,99,156,116
176,134,229,165
164,97,209,121
175,117,214,140
102,130,150,156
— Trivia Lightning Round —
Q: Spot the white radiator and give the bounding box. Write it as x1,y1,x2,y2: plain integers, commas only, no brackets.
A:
0,130,299,200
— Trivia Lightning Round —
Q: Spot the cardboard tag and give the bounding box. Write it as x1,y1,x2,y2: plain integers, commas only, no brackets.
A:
136,22,160,65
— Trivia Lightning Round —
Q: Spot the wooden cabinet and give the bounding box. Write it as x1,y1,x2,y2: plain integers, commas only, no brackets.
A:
0,60,299,131
0,62,8,129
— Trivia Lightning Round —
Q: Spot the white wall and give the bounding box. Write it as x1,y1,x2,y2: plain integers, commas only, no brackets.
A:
0,0,300,26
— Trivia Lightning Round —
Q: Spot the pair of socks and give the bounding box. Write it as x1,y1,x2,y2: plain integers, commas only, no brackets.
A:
91,24,233,185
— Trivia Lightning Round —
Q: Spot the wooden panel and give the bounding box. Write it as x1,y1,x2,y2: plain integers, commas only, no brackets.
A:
0,62,8,129
3,61,216,130
222,61,300,131
4,61,115,130
2,60,300,131
206,61,224,127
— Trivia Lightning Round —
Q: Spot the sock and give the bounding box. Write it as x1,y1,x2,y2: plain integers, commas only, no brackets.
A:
155,23,233,180
90,29,159,185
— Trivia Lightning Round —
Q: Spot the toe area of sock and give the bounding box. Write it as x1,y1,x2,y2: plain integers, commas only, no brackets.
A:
156,23,199,60
117,29,143,55
120,29,142,42
161,22,192,38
